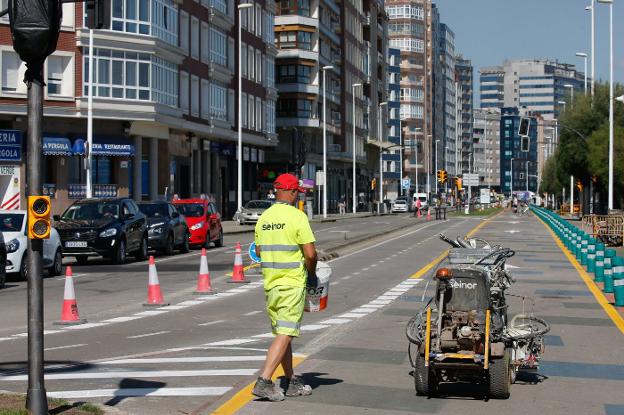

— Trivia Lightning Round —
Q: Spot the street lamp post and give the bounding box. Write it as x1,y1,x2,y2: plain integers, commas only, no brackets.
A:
576,52,588,95
237,3,253,214
526,160,530,192
586,1,596,98
598,0,614,210
510,158,514,197
321,65,334,218
351,83,362,214
378,102,387,213
434,139,440,193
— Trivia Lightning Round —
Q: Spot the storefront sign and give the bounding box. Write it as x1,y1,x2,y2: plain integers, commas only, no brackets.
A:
301,179,315,189
42,136,73,156
0,165,20,209
0,130,22,161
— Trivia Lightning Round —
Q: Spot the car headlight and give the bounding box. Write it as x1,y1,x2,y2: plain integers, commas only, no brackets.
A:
99,228,118,238
152,226,165,235
5,238,19,253
190,221,205,231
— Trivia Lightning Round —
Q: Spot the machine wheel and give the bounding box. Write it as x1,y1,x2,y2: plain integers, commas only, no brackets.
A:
414,351,434,396
489,348,511,399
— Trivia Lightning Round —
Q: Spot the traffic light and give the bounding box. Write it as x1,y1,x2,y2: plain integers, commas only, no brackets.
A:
455,177,462,191
437,170,447,184
86,0,111,29
28,196,51,239
521,136,530,152
371,178,376,190
518,117,530,136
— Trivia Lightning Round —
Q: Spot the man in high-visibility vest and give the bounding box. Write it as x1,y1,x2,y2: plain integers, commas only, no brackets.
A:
252,173,318,401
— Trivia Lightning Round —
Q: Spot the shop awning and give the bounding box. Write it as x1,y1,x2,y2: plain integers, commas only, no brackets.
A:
42,136,73,156
75,136,135,157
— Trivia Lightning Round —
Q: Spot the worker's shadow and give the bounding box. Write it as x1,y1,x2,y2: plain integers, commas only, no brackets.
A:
104,378,167,407
278,372,343,392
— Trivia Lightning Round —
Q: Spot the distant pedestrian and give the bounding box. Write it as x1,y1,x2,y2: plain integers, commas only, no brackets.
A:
253,173,317,401
267,189,276,201
338,196,346,215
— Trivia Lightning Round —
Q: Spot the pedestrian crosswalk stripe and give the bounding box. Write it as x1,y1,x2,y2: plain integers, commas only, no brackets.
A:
134,310,168,317
1,369,258,381
46,387,232,399
300,324,330,331
64,323,109,330
102,316,143,323
205,338,257,346
100,356,266,364
320,318,351,325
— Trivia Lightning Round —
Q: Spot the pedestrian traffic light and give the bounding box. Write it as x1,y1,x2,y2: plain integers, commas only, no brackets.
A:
521,136,530,152
371,178,376,190
455,177,462,191
86,0,111,29
28,196,51,239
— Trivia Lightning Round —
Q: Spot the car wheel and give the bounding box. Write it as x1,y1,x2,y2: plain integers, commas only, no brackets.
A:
214,230,224,247
19,255,28,281
179,232,190,253
135,235,148,261
113,238,127,265
76,255,89,265
49,248,62,277
164,233,175,256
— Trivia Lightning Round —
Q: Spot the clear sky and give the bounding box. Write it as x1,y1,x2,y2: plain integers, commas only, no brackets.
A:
433,0,623,99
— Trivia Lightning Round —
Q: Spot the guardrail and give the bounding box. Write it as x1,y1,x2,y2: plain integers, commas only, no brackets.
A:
581,214,624,247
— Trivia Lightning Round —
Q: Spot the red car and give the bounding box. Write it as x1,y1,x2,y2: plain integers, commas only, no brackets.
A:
173,199,224,248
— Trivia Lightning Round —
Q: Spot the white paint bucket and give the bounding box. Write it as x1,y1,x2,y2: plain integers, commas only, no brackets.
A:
305,261,332,312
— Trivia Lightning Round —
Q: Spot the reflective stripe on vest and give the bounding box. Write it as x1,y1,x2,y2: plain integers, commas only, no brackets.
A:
262,261,302,269
259,244,300,252
274,320,300,330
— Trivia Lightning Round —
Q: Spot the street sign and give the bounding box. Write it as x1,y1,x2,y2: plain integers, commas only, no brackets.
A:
315,170,324,186
0,130,22,162
463,173,479,186
480,188,491,204
248,242,260,263
402,178,411,189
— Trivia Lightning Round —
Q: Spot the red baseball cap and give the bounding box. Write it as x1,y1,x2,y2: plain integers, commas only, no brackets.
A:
274,173,304,193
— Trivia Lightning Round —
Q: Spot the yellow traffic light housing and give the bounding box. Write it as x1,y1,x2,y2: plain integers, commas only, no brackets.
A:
371,178,376,190
28,196,51,239
455,177,463,191
442,170,448,183
576,181,583,192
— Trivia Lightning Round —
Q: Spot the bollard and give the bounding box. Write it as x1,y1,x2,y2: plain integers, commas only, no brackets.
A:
603,249,616,294
587,238,597,273
595,243,606,282
580,236,589,266
574,231,583,259
613,256,624,307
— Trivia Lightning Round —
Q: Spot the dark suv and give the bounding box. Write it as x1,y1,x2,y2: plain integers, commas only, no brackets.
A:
138,201,190,255
54,198,148,265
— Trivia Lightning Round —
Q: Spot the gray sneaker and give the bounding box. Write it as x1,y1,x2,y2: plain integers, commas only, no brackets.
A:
252,377,285,401
285,375,312,397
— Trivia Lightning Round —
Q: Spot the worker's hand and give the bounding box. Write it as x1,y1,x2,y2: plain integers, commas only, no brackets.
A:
307,272,319,289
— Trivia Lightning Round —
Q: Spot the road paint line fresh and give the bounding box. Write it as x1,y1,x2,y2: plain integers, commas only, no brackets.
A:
101,356,266,365
243,310,262,316
134,310,168,317
128,331,170,339
1,369,258,381
210,356,305,415
12,333,28,338
301,324,330,331
44,343,88,352
349,308,374,314
339,313,366,319
369,300,392,305
43,330,63,335
205,339,257,346
64,323,109,330
103,316,144,323
199,320,226,327
320,318,352,325
536,215,624,336
47,387,232,399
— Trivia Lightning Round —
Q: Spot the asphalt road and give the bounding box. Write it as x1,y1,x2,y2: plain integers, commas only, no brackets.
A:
1,211,621,415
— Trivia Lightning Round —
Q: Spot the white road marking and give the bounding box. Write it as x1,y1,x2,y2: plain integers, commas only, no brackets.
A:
43,330,63,335
360,304,384,309
128,331,170,339
252,333,275,339
198,320,226,327
320,318,352,325
64,323,109,330
369,300,392,305
101,356,266,365
12,333,28,338
301,324,330,331
227,288,250,294
362,267,370,271
1,369,258,381
0,338,13,342
46,387,232,399
244,310,262,316
103,316,144,323
205,338,257,346
158,305,189,311
349,308,374,314
177,300,205,306
133,310,168,317
339,313,366,319
44,343,88,352
352,272,360,275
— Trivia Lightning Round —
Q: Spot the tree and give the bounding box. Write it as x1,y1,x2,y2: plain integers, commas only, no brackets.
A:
539,152,561,196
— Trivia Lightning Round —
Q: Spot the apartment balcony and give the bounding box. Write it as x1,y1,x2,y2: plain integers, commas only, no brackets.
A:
275,15,319,28
276,49,319,61
276,83,320,95
277,117,320,128
208,6,234,31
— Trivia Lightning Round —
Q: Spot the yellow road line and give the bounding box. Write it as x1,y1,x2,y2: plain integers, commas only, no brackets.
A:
225,263,261,277
210,356,306,415
535,215,624,336
212,210,503,414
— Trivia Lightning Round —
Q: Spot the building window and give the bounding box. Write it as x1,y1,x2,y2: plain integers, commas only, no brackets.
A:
266,56,275,88
277,64,311,83
276,31,312,50
47,54,74,98
386,5,424,20
255,4,262,37
190,17,199,60
278,0,310,16
209,0,227,14
241,44,248,78
266,100,276,133
389,38,424,53
180,71,189,112
1,49,27,95
179,11,189,52
201,79,209,119
111,0,150,34
248,94,255,129
191,75,199,116
256,50,262,85
151,0,178,45
209,81,228,121
278,99,313,118
201,22,209,63
248,45,255,81
242,92,248,127
210,27,227,66
256,96,262,131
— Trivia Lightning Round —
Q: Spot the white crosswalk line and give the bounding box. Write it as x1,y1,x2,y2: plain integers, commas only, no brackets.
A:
100,356,266,364
46,387,231,399
1,369,258,381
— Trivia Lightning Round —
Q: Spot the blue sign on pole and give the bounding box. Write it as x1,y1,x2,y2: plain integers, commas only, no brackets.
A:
0,130,22,161
402,178,411,189
248,242,260,263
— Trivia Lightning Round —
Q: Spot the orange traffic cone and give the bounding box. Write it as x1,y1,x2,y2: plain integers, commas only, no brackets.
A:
427,207,431,221
228,242,250,283
194,248,215,295
54,266,86,325
144,256,169,306
417,207,422,219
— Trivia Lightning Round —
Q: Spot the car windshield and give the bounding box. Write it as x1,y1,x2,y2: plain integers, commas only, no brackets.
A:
176,203,205,217
245,201,272,209
419,197,427,202
0,213,24,232
139,203,169,218
62,202,120,220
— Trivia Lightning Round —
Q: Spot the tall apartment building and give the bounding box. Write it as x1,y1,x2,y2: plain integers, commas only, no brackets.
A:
0,0,276,217
500,107,538,195
383,47,402,200
272,0,386,212
480,59,585,119
473,108,501,189
455,55,473,175
386,0,431,194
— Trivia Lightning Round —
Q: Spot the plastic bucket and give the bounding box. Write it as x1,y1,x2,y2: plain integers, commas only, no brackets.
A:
305,261,332,312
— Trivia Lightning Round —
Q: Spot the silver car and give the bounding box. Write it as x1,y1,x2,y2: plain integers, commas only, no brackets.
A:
239,200,273,225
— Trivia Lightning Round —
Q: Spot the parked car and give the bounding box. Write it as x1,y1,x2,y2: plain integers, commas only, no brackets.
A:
0,226,6,289
391,199,408,213
0,210,63,281
173,199,223,248
138,201,190,255
239,200,273,225
413,193,429,211
54,198,148,265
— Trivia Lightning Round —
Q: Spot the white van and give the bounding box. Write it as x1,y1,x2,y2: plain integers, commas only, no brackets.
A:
413,193,429,210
